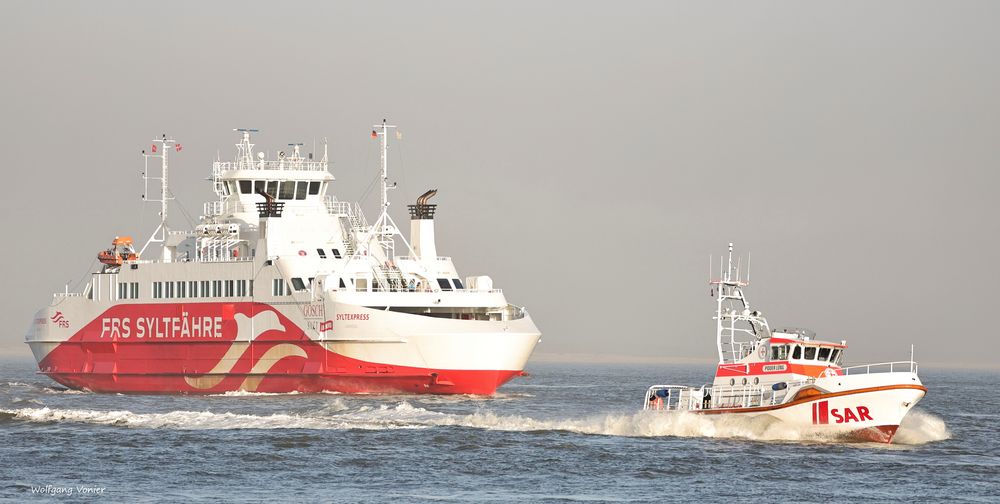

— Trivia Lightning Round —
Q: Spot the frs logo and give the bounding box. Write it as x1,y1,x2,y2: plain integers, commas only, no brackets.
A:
812,400,873,425
319,320,333,332
50,311,70,329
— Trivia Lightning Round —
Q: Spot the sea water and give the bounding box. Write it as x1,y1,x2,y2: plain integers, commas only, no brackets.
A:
0,358,994,503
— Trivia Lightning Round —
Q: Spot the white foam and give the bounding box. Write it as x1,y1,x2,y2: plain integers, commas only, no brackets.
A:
894,409,951,445
0,403,951,445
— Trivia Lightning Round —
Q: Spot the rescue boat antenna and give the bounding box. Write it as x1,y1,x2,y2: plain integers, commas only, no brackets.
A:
140,134,178,260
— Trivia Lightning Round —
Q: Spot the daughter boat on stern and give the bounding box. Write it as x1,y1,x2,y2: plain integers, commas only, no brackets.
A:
643,243,926,443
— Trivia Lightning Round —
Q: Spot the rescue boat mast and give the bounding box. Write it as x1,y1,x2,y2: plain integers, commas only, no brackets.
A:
710,243,770,364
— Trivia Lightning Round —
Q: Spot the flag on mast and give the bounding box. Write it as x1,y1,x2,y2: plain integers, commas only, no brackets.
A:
151,144,157,153
175,143,182,152
371,130,378,139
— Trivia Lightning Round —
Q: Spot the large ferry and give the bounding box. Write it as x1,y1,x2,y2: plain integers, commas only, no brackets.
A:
643,244,925,443
25,124,541,394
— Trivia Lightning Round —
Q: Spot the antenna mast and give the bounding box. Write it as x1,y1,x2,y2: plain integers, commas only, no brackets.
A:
140,134,179,260
371,119,399,256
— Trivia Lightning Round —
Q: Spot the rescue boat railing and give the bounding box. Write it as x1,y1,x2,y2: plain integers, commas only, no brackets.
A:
840,360,918,376
644,379,815,411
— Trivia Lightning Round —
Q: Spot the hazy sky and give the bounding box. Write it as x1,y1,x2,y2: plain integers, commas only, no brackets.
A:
1,1,998,369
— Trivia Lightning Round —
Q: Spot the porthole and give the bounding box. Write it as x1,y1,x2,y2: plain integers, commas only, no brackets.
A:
742,377,748,385
729,378,735,386
753,377,759,385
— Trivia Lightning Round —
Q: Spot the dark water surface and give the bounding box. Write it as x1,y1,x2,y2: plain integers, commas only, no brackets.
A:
0,358,995,503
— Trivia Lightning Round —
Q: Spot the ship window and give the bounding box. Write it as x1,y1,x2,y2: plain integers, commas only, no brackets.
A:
177,281,186,299
291,277,306,291
818,347,832,362
791,345,801,360
225,280,234,297
165,282,175,298
317,249,327,258
152,282,161,299
254,180,266,195
331,249,342,259
271,278,284,296
279,181,296,200
188,281,198,298
356,278,368,291
212,280,222,298
804,346,817,360
249,279,254,296
308,181,320,195
771,345,789,361
201,280,210,298
339,278,346,289
118,283,127,300
295,181,307,200
237,280,247,297
452,278,464,290
832,349,844,365
239,180,252,194
131,282,139,299
266,181,278,198
437,278,453,291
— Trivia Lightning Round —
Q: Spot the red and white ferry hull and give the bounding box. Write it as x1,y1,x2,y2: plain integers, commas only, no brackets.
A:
27,299,541,395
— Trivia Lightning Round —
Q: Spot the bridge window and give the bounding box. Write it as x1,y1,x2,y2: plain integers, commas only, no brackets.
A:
279,181,296,200
452,278,464,290
791,345,801,360
831,349,842,365
437,278,453,291
331,249,342,259
803,346,817,360
339,278,346,289
266,181,278,198
239,180,252,194
295,181,307,200
291,278,307,291
316,249,327,258
254,180,266,195
818,347,832,361
308,181,320,195
771,344,789,360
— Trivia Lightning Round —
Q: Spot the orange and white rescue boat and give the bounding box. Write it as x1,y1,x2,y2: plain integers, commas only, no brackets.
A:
644,244,926,443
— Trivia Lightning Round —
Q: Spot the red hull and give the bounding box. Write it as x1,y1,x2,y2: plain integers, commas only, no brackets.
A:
34,302,524,395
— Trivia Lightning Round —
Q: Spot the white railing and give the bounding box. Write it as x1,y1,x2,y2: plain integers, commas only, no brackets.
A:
840,361,918,375
213,159,328,172
203,200,254,216
644,379,813,411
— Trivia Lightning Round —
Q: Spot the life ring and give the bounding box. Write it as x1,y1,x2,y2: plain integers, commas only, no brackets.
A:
298,250,307,256
758,345,767,360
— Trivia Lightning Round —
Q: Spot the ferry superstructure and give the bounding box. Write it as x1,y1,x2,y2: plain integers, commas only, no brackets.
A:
643,244,925,443
25,124,541,394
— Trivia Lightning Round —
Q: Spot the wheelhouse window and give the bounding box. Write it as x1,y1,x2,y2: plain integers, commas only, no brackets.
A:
295,181,307,200
437,278,453,291
452,278,464,290
254,180,266,195
791,345,801,360
291,278,307,291
804,346,817,360
331,249,342,259
308,181,320,195
266,181,278,198
771,344,789,361
279,181,296,200
316,249,327,259
818,347,832,362
831,349,843,365
239,180,252,194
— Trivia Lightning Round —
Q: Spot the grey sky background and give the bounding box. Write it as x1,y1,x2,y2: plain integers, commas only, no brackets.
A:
1,1,997,369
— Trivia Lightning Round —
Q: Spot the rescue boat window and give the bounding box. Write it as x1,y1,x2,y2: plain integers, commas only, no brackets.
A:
831,349,842,365
818,347,832,361
254,180,266,195
792,345,801,359
291,278,306,291
239,180,252,194
266,181,278,198
279,181,296,200
331,249,342,259
804,346,817,360
295,181,307,200
452,278,464,290
308,181,320,195
770,345,789,361
437,278,453,291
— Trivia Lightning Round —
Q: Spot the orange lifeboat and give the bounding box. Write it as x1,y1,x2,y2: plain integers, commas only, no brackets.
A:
98,236,138,266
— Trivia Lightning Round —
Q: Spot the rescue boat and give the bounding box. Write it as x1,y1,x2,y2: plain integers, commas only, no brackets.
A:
643,244,926,443
97,236,138,267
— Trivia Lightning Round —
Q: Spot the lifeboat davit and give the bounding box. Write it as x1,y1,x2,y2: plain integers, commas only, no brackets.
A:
98,236,138,266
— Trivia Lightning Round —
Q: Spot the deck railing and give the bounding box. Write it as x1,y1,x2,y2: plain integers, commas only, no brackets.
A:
840,360,918,375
